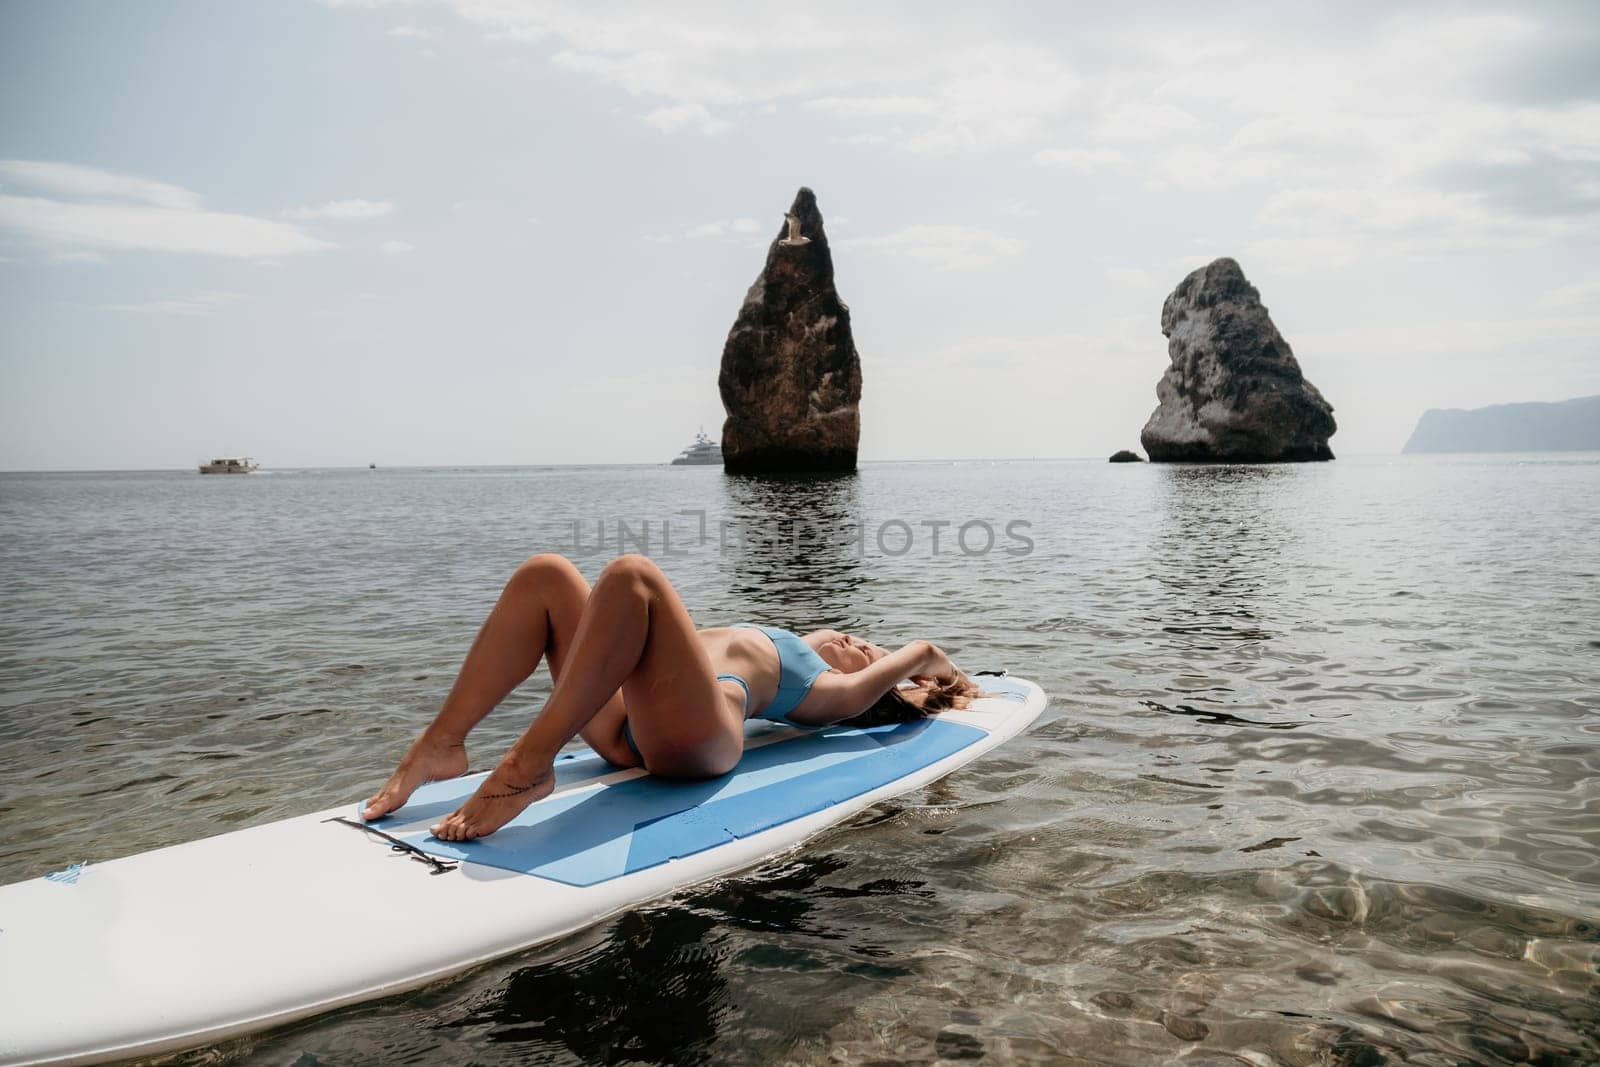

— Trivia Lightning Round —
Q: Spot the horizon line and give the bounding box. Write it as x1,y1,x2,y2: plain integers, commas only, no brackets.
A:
0,451,1488,475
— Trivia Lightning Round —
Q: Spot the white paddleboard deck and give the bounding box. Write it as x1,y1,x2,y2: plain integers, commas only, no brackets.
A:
0,676,1045,1066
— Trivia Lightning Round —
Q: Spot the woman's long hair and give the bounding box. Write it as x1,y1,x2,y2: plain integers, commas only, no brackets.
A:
839,678,975,728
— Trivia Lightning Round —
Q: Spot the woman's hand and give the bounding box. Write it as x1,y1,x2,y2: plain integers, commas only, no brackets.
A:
911,641,961,688
907,644,984,712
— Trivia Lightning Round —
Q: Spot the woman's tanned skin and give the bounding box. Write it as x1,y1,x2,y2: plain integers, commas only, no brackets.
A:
362,552,975,841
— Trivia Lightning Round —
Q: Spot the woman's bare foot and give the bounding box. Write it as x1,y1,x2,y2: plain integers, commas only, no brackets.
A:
430,761,554,841
362,733,469,820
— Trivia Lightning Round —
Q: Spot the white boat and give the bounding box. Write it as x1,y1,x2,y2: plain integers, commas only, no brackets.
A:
197,457,258,475
670,429,722,466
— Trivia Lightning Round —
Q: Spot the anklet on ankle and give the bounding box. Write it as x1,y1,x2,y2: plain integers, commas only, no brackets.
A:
480,781,534,800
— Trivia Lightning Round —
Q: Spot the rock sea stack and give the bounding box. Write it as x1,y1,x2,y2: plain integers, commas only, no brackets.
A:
1140,258,1336,462
1109,450,1143,463
719,187,861,474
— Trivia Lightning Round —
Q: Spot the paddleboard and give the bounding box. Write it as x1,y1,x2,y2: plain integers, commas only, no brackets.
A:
0,675,1045,1066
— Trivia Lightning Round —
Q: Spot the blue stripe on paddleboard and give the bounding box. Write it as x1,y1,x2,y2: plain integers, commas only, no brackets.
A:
384,718,984,887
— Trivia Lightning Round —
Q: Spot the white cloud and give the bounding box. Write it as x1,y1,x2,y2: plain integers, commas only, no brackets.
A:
1105,266,1150,287
0,194,332,258
412,0,1599,266
51,250,106,265
952,323,1148,360
0,160,331,259
1125,14,1600,203
1244,184,1596,270
282,198,395,220
1516,103,1600,163
1295,310,1600,371
841,224,1023,270
682,217,762,240
1032,146,1125,173
642,104,731,135
805,96,940,120
102,290,249,317
0,159,201,209
442,6,1076,151
1093,102,1207,143
517,11,869,107
871,46,1080,154
387,24,435,39
642,217,767,244
379,239,415,254
1538,277,1600,310
349,4,1599,269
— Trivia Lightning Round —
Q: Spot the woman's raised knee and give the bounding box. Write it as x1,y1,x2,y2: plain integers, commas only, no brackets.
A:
596,553,664,589
508,552,582,593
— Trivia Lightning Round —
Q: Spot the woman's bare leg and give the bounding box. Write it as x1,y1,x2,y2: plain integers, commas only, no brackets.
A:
362,553,624,819
431,554,745,841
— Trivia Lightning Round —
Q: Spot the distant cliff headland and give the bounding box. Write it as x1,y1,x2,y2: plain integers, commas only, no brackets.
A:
1402,396,1600,453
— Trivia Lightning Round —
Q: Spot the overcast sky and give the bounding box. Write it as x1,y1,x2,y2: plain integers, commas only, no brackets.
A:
2,1,1597,469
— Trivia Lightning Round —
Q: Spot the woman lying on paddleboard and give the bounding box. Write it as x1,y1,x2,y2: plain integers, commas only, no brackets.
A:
363,552,981,841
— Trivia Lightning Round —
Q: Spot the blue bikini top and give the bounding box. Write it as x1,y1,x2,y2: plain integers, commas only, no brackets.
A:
732,624,832,727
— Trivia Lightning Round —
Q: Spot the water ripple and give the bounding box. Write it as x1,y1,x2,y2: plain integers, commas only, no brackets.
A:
1,457,1597,1065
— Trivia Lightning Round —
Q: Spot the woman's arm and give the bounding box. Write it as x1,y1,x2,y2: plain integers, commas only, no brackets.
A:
787,640,961,727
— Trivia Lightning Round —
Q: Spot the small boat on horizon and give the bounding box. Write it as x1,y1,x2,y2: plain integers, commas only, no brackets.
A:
670,429,722,466
198,457,258,475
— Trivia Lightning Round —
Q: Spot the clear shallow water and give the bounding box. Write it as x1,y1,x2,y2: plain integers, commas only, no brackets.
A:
1,456,1596,1065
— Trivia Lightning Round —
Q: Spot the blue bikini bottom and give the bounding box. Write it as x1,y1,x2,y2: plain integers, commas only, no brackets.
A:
622,672,751,762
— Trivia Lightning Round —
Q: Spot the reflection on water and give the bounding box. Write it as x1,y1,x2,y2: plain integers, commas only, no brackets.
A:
1,456,1598,1065
717,471,870,631
444,908,731,1065
1149,464,1297,651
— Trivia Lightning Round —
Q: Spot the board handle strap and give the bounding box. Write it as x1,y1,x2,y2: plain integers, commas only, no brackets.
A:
323,816,459,875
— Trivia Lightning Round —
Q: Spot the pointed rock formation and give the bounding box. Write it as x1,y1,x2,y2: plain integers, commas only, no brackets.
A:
719,188,861,474
1140,258,1336,462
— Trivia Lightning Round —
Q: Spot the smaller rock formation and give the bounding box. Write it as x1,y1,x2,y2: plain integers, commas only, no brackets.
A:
1109,450,1143,463
1402,395,1600,452
1140,258,1335,462
719,188,861,474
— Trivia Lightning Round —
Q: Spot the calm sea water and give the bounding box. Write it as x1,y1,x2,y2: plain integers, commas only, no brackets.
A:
1,457,1597,1065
